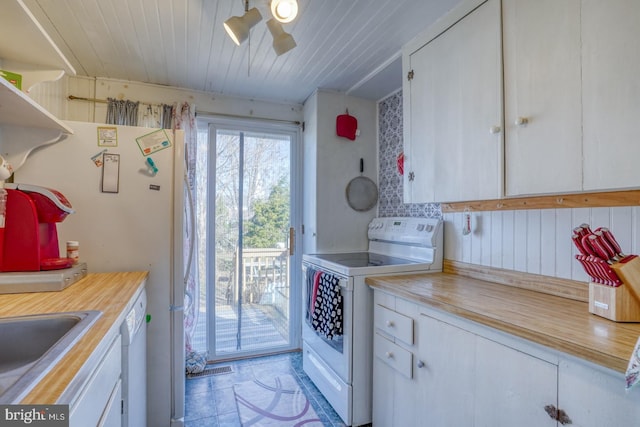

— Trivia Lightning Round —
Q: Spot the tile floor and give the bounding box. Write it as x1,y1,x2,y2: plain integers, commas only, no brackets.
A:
184,351,346,426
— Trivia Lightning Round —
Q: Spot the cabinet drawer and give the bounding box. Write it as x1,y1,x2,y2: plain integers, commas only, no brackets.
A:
374,332,413,379
374,304,413,345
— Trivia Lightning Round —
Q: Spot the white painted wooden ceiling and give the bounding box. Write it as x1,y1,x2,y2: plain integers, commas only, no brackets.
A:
23,0,461,104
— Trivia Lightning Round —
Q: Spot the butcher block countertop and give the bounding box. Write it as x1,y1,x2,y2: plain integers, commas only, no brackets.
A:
0,271,148,404
366,271,640,373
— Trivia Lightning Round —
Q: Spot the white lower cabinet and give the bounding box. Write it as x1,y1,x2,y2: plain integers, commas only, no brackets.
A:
558,357,640,427
372,289,640,426
474,334,557,426
416,314,475,426
69,334,122,427
417,313,557,427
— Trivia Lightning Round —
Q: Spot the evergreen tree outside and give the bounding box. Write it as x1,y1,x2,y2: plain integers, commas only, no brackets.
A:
244,177,290,248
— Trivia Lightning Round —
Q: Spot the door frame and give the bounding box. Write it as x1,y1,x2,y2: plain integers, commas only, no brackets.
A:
202,115,302,360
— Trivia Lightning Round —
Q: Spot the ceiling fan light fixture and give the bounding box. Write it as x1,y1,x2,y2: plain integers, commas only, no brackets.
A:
270,0,298,23
223,7,262,45
267,18,297,56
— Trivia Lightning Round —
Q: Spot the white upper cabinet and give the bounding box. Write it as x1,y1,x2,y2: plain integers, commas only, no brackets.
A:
403,0,503,203
503,0,582,196
582,0,640,191
0,0,74,170
404,0,640,201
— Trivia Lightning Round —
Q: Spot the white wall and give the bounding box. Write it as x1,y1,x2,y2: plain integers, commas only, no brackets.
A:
444,207,640,282
302,89,378,254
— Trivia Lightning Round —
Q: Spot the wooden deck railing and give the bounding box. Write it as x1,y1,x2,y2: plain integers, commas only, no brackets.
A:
216,248,290,318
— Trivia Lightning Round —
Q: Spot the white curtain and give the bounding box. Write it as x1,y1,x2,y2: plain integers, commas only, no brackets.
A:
173,102,202,362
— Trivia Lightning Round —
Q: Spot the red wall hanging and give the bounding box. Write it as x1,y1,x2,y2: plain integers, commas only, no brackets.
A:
336,109,358,140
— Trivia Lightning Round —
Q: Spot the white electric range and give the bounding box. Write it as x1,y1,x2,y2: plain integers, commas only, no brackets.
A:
302,217,443,426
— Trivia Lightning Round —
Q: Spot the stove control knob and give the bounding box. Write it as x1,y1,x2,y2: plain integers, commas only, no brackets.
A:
417,224,425,231
426,224,433,232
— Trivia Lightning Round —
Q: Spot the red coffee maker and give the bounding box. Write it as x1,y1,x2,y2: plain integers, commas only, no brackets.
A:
0,183,75,271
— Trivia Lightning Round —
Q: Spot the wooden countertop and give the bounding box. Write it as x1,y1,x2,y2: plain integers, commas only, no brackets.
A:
0,271,148,404
366,272,640,373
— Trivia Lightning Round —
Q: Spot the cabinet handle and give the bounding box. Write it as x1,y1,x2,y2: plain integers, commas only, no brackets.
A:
515,117,529,126
489,125,501,134
386,320,394,328
385,352,394,359
544,405,572,425
417,360,425,368
557,409,572,425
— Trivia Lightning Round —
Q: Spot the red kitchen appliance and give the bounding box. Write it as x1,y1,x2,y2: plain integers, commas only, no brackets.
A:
0,183,75,272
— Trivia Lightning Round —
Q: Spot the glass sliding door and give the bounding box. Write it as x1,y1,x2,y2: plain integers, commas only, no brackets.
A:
194,117,300,360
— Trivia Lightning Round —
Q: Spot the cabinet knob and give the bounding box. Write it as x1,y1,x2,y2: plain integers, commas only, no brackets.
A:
417,360,425,368
386,320,394,328
489,125,502,134
408,171,415,182
385,351,394,359
515,117,529,126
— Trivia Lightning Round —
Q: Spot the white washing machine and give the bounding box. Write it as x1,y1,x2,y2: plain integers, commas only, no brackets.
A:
120,288,147,427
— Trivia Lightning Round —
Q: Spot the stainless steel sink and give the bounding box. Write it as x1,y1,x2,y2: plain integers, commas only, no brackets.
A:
0,310,101,403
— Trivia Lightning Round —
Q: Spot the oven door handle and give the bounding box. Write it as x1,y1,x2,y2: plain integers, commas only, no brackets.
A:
338,277,352,291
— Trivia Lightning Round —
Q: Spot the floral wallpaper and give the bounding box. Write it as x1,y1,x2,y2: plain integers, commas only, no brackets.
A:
377,90,441,218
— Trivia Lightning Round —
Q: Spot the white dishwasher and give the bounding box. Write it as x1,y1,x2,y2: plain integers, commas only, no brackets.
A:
120,288,147,427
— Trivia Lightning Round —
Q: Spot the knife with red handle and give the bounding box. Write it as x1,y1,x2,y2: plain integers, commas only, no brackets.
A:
593,231,621,261
576,254,603,284
572,234,590,256
599,227,626,258
588,234,612,262
589,233,620,263
591,258,613,285
580,223,593,235
581,255,618,286
573,226,588,238
587,256,608,283
590,256,622,286
580,234,598,257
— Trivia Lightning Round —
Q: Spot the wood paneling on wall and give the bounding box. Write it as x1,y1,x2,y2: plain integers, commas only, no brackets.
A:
443,206,640,283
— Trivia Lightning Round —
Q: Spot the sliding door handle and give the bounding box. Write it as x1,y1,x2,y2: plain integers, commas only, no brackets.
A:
289,227,295,256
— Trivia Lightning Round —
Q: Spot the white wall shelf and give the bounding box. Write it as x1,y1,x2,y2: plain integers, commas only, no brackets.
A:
0,78,72,132
0,0,75,170
0,0,75,77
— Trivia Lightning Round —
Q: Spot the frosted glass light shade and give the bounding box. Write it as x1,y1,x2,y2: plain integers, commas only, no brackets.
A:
223,7,262,45
270,0,298,23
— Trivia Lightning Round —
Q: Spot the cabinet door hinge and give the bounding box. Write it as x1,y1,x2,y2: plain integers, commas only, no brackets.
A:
407,69,415,81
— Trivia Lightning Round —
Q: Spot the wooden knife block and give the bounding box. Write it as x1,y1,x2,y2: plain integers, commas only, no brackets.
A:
589,257,640,322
